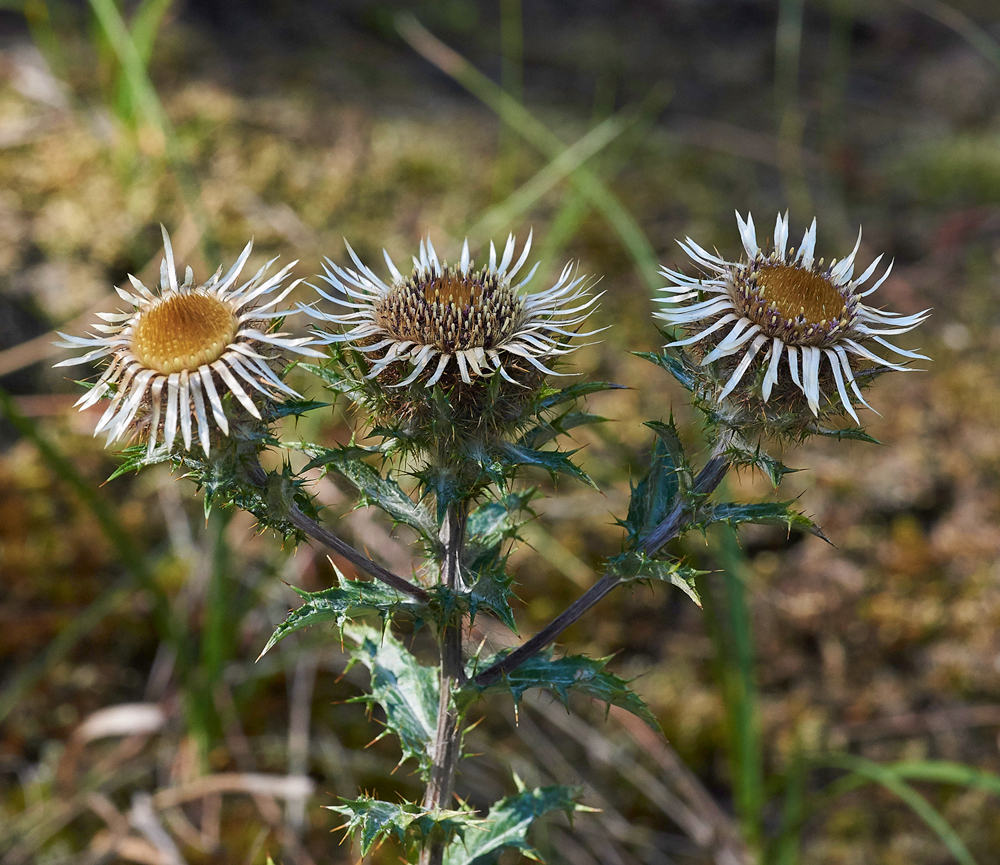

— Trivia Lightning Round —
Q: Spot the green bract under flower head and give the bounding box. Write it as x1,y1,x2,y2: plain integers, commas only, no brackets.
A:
55,227,323,459
656,211,930,428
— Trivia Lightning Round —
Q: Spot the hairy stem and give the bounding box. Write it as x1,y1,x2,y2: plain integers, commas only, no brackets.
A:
245,458,430,602
474,435,732,687
420,501,467,865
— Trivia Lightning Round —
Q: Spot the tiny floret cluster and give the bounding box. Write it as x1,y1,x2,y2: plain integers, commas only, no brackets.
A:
303,233,602,389
656,211,930,423
57,228,322,458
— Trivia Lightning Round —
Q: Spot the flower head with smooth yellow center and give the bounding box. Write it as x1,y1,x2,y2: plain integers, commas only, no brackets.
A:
656,211,930,424
303,232,602,390
56,227,324,459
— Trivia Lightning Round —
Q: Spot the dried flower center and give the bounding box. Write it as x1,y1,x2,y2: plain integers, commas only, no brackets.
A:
132,292,238,375
737,263,854,347
375,268,525,352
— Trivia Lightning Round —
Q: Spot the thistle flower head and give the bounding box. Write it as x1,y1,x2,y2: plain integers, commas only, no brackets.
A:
56,227,323,459
656,211,930,429
304,232,602,391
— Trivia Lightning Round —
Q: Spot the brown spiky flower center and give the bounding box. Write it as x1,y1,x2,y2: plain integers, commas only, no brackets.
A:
132,292,238,375
375,267,526,353
736,263,857,347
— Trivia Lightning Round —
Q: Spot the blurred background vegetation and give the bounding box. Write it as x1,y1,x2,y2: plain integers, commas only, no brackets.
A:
2,0,1000,862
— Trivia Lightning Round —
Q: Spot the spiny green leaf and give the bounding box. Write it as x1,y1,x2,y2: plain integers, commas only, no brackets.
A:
497,442,596,488
259,579,425,658
268,398,329,419
608,550,704,607
467,648,660,731
646,418,692,492
301,362,362,396
107,443,171,480
637,349,698,393
463,494,531,633
465,492,536,565
535,380,625,412
344,624,439,776
415,464,466,525
724,440,796,487
327,797,479,857
468,565,518,632
181,451,320,544
519,411,609,450
330,797,411,855
699,501,828,541
299,444,436,539
812,426,881,445
443,784,587,865
621,417,690,543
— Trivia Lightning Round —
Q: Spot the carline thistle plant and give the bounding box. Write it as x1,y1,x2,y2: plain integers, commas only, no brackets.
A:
57,216,929,864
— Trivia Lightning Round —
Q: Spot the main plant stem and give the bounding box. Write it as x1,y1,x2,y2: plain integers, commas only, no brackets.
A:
420,500,467,865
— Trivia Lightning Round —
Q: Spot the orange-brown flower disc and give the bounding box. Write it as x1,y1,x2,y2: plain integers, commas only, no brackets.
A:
132,292,237,375
752,264,847,327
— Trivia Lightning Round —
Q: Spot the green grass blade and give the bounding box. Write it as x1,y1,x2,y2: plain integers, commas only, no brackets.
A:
85,0,217,259
701,527,764,846
113,0,176,123
16,0,68,84
535,86,666,284
467,110,629,244
891,761,1000,797
772,752,808,865
822,753,978,865
129,0,174,61
87,0,171,142
396,13,662,291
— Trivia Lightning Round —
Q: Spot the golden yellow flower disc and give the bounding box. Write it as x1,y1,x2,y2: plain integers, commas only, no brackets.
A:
752,264,847,326
132,292,238,375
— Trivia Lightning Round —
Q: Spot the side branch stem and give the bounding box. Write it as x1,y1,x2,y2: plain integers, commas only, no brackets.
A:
474,435,732,687
286,504,430,602
246,459,429,602
421,501,467,865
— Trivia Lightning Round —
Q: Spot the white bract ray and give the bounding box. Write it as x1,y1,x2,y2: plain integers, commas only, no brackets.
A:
302,232,604,388
655,211,930,424
56,226,324,459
